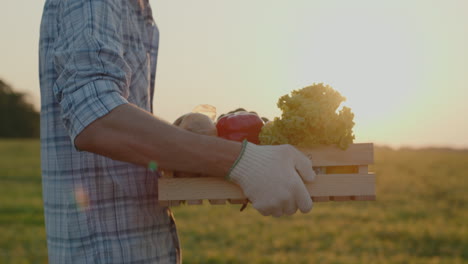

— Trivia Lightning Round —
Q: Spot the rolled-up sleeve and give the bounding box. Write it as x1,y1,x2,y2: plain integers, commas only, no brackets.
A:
53,0,131,144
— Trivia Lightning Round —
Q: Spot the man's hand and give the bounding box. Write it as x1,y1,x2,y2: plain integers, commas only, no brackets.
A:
229,142,316,217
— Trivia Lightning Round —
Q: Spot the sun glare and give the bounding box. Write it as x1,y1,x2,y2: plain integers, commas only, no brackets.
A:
283,6,424,144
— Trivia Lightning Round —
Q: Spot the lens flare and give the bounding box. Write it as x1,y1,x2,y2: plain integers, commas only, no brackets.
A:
74,186,90,211
148,160,158,172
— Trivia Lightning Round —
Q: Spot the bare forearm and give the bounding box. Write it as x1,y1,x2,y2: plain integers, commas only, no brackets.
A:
75,103,242,176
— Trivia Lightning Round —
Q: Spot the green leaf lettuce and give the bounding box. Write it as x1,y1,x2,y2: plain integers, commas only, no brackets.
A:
259,83,355,149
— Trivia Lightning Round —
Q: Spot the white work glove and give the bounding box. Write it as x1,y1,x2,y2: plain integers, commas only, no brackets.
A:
228,141,316,217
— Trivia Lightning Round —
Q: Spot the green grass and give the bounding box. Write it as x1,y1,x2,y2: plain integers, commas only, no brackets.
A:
0,140,467,263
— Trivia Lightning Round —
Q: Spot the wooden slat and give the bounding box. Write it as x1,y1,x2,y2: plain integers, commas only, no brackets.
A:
159,178,244,200
306,174,375,196
161,143,373,178
297,143,374,166
158,174,375,201
358,165,369,174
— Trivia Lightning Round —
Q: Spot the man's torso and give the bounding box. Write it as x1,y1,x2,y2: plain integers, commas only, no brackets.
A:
39,1,180,263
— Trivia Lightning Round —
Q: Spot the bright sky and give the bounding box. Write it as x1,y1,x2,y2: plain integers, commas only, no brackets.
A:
0,0,467,148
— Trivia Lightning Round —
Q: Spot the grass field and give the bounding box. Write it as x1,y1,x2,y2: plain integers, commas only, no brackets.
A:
0,139,467,263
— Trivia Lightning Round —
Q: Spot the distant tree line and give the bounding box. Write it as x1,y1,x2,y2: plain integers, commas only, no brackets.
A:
0,79,39,138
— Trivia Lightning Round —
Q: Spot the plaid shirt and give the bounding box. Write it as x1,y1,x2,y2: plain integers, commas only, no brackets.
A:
39,0,180,263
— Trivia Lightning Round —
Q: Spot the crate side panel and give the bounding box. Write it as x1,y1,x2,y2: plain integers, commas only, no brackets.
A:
159,177,246,201
159,174,375,201
298,143,374,166
306,174,375,197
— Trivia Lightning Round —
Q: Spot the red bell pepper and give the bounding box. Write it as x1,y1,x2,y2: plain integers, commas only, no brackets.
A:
216,109,265,144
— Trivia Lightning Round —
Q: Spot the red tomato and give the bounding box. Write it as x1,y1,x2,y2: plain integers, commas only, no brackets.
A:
216,111,264,144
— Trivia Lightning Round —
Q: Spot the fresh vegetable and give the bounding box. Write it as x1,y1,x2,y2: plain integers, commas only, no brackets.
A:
172,111,218,178
216,108,265,144
174,112,217,136
259,83,355,149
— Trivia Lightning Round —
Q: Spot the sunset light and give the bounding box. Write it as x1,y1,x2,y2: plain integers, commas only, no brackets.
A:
151,0,467,148
0,0,467,149
1,1,467,263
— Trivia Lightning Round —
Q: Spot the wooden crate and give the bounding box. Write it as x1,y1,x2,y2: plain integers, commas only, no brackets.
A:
158,143,375,206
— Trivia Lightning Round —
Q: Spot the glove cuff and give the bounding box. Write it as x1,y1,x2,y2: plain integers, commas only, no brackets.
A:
227,141,274,188
226,139,249,180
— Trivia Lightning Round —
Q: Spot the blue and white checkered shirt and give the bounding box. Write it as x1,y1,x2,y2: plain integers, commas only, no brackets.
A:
39,0,180,263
